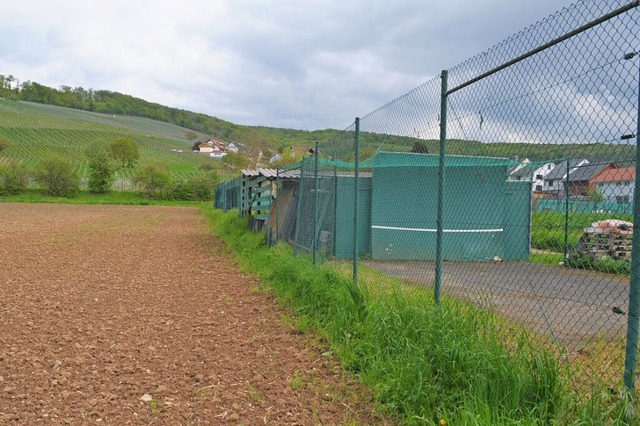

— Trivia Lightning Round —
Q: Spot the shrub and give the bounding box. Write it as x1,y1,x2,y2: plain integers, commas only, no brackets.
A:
87,154,114,193
0,160,29,195
170,173,218,201
222,152,250,169
32,158,80,197
134,165,171,199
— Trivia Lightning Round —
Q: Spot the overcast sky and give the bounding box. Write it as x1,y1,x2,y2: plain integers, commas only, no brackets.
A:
1,0,579,130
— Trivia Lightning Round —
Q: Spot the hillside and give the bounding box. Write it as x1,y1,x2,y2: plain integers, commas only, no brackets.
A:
0,100,225,188
0,75,341,152
0,75,634,178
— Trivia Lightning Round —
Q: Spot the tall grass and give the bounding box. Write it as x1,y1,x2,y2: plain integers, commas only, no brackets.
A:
202,209,639,424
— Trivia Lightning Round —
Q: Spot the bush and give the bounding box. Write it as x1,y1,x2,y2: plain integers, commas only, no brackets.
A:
33,158,80,197
134,165,172,199
170,173,218,201
221,152,250,169
0,161,29,195
87,154,114,193
134,166,218,201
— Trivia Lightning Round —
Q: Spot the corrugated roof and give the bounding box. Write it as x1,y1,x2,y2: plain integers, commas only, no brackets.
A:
570,163,610,182
509,164,537,179
544,159,588,181
591,166,635,183
241,169,300,179
241,169,260,177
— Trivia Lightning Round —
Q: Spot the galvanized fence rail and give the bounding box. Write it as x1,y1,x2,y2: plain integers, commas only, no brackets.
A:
215,0,640,404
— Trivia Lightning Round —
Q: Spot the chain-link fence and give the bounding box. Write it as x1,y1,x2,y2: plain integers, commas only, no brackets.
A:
216,0,640,404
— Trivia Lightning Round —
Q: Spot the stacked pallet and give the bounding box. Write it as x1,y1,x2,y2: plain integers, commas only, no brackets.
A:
577,220,633,260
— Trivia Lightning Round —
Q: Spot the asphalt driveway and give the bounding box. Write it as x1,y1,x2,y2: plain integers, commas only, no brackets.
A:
364,259,629,347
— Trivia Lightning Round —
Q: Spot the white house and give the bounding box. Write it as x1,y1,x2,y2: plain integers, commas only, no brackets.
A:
542,158,589,195
227,143,239,153
592,166,635,203
509,161,556,192
198,138,227,158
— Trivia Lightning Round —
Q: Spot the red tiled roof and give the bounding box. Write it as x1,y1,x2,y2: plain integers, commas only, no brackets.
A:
591,166,635,183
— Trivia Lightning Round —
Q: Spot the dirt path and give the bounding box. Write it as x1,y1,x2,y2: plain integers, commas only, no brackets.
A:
0,203,382,425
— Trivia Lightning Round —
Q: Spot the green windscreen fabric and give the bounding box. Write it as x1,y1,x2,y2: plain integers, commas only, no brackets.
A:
368,152,530,261
370,151,513,168
293,151,531,261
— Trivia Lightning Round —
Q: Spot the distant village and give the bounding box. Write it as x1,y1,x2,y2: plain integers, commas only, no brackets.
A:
190,138,635,205
507,157,634,204
190,138,239,158
190,138,310,166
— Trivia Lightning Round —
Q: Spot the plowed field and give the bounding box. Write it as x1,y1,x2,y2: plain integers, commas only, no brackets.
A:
0,203,381,425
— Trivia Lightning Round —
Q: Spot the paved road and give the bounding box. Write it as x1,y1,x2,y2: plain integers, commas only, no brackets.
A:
364,260,629,348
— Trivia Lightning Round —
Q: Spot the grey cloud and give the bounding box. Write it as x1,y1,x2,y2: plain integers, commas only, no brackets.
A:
0,0,582,130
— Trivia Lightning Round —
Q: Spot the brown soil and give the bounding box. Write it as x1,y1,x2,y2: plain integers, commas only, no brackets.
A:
0,203,385,425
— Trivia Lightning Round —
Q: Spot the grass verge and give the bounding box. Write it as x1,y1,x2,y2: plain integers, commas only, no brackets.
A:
203,208,637,425
0,188,209,207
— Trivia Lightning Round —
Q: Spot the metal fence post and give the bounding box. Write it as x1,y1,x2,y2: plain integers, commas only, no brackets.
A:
293,157,307,256
237,177,242,211
313,141,319,265
353,118,360,284
434,70,448,305
223,181,228,212
333,139,339,257
564,157,571,259
623,56,640,394
275,169,280,244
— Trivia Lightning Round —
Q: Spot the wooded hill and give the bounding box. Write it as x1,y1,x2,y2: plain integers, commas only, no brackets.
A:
0,74,634,165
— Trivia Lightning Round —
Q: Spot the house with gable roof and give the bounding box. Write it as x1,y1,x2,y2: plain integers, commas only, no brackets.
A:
509,161,556,192
591,166,635,203
198,138,228,158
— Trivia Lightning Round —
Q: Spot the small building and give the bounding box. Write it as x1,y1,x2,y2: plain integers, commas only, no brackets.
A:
198,138,228,158
591,166,635,203
216,152,533,262
568,162,616,196
509,161,556,192
542,159,589,195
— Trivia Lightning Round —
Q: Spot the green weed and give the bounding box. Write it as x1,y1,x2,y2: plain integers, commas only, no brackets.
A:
203,208,633,424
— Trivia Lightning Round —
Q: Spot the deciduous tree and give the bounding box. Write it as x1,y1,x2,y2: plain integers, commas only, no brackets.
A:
109,137,139,168
87,153,114,193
